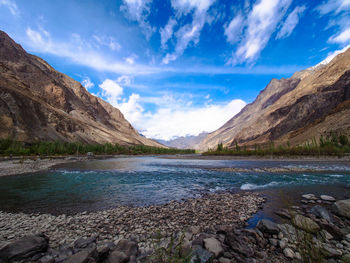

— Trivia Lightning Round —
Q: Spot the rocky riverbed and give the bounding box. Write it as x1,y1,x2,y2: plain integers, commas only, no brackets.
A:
1,192,350,262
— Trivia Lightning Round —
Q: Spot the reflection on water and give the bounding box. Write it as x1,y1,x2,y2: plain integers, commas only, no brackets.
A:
0,156,349,214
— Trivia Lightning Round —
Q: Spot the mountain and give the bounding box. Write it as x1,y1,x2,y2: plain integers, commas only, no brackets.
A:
198,48,350,150
157,132,209,149
0,31,163,147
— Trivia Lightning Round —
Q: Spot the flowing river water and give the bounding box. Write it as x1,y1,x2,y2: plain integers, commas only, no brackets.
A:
0,156,350,215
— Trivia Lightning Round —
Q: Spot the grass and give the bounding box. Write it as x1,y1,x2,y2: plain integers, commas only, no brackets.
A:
203,134,350,157
0,139,195,156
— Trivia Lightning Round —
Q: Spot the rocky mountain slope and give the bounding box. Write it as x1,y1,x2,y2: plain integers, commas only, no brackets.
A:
157,132,208,149
0,31,163,147
199,48,350,150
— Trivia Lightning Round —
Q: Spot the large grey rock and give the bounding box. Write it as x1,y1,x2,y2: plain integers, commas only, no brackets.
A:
292,214,320,233
256,219,279,235
283,248,295,259
63,247,97,263
320,195,335,201
203,237,223,257
107,251,129,263
310,205,333,222
191,245,214,263
321,244,342,258
302,194,318,200
0,234,49,261
74,237,96,249
114,239,138,258
335,199,350,219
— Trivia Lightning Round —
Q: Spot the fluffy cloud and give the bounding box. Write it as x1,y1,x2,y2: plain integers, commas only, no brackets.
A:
120,0,154,38
162,0,215,64
160,18,177,49
329,28,350,43
97,78,246,140
276,5,306,39
0,0,18,16
81,77,94,90
135,97,247,140
316,0,350,15
316,0,350,46
229,0,292,64
224,13,244,44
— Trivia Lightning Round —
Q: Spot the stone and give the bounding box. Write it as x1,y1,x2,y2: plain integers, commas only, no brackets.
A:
203,237,223,258
256,219,279,235
346,234,350,242
292,214,320,233
39,255,55,263
63,247,97,263
115,239,138,258
191,245,214,263
192,234,211,247
320,195,336,202
321,244,342,258
269,238,278,247
294,252,302,260
0,234,49,262
310,205,333,222
320,222,344,240
283,248,295,259
97,242,115,261
302,194,318,200
74,237,96,249
218,257,231,263
275,209,291,219
335,200,350,219
278,224,298,243
320,230,333,240
224,232,254,258
278,239,287,249
107,251,129,263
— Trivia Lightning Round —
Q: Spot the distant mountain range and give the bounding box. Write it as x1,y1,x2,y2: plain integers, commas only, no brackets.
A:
198,47,350,150
157,132,209,149
0,31,163,147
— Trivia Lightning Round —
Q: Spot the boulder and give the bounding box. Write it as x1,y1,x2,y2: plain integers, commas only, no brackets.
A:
320,222,344,241
283,248,295,259
114,239,138,258
0,234,49,261
107,251,129,263
74,237,96,249
321,244,342,258
203,237,223,258
320,195,336,202
63,247,98,263
191,245,214,263
310,205,333,222
335,199,350,219
302,194,318,200
256,219,279,235
292,214,320,233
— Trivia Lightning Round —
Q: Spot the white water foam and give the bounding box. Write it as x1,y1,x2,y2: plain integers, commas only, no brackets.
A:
240,181,280,190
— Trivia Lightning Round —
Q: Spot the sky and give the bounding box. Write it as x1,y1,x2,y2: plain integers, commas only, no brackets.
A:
0,0,349,140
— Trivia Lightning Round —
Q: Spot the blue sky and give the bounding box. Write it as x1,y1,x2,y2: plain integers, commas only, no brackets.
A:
0,0,349,140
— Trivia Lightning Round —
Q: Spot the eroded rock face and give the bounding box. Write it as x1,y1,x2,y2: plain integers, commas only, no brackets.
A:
0,234,49,261
0,30,162,147
198,47,350,150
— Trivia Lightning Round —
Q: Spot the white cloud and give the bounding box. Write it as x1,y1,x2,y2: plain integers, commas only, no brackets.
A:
224,13,244,44
93,35,121,51
315,45,350,67
230,0,292,64
24,27,302,76
136,98,247,140
160,18,177,49
99,79,124,106
96,78,246,140
125,54,138,64
329,27,350,43
276,5,306,39
316,0,350,15
0,0,18,16
120,0,154,38
117,75,132,86
81,77,94,90
162,0,215,64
